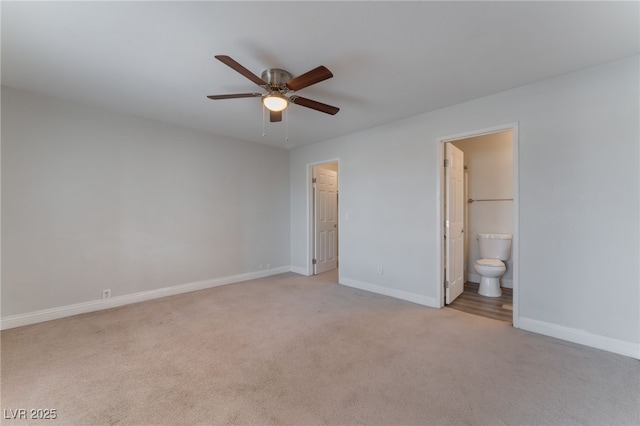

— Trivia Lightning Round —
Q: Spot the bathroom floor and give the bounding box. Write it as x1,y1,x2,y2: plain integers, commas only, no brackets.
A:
446,282,513,323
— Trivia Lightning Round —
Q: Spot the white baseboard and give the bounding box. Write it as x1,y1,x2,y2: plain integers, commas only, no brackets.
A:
0,266,291,330
519,317,640,360
467,273,512,289
467,273,480,284
340,277,439,308
290,266,310,276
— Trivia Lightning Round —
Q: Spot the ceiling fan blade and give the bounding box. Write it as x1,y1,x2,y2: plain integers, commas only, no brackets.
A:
215,55,266,86
270,110,282,122
286,66,333,91
207,93,262,100
290,96,340,115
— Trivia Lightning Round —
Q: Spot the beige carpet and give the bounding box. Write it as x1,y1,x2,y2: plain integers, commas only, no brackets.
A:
2,271,639,425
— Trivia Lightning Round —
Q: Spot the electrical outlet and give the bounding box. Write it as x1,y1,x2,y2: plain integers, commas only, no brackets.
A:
377,265,383,275
102,289,111,299
266,263,271,269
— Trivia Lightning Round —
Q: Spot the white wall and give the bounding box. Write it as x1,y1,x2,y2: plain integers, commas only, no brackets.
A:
3,56,638,358
453,131,514,286
290,56,639,357
1,87,290,319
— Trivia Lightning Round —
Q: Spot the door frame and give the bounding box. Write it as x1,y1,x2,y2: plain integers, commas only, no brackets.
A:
436,122,520,328
306,159,340,276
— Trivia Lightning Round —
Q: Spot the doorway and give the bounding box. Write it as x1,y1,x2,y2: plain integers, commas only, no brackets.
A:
437,123,519,327
309,161,339,275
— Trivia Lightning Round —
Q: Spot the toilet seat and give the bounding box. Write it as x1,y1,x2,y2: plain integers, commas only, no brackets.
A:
475,258,504,268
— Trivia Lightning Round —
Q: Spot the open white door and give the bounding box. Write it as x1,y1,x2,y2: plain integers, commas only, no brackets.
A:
313,167,338,274
445,144,465,303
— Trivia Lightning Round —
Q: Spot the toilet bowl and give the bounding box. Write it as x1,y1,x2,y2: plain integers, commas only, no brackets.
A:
474,233,512,298
474,259,506,297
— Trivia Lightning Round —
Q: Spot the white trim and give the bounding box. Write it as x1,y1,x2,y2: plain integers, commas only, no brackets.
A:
466,273,513,289
436,122,520,328
0,266,291,330
340,277,439,308
290,266,310,276
466,273,481,284
519,317,640,360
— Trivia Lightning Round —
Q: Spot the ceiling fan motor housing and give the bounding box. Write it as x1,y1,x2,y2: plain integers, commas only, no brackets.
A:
261,69,292,91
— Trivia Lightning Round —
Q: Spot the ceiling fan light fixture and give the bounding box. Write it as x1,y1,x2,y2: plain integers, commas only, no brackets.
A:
208,56,339,120
263,93,288,112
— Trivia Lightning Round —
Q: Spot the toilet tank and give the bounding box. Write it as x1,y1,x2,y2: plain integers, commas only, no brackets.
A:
477,233,512,260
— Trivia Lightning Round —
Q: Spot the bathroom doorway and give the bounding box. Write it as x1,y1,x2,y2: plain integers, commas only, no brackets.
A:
437,124,519,326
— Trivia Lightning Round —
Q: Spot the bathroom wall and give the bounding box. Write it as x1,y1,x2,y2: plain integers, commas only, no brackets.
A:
452,131,514,287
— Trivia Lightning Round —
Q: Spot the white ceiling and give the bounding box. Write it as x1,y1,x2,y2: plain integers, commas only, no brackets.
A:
2,1,639,149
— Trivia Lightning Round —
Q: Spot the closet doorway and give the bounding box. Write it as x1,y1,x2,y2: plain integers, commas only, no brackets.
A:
310,161,339,275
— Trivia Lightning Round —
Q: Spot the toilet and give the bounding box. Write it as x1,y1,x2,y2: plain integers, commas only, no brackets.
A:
474,233,512,297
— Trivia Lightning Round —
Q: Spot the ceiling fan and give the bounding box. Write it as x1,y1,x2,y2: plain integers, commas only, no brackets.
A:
207,55,340,123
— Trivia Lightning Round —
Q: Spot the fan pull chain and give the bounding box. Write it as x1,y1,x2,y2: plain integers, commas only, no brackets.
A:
285,107,289,141
262,105,266,137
